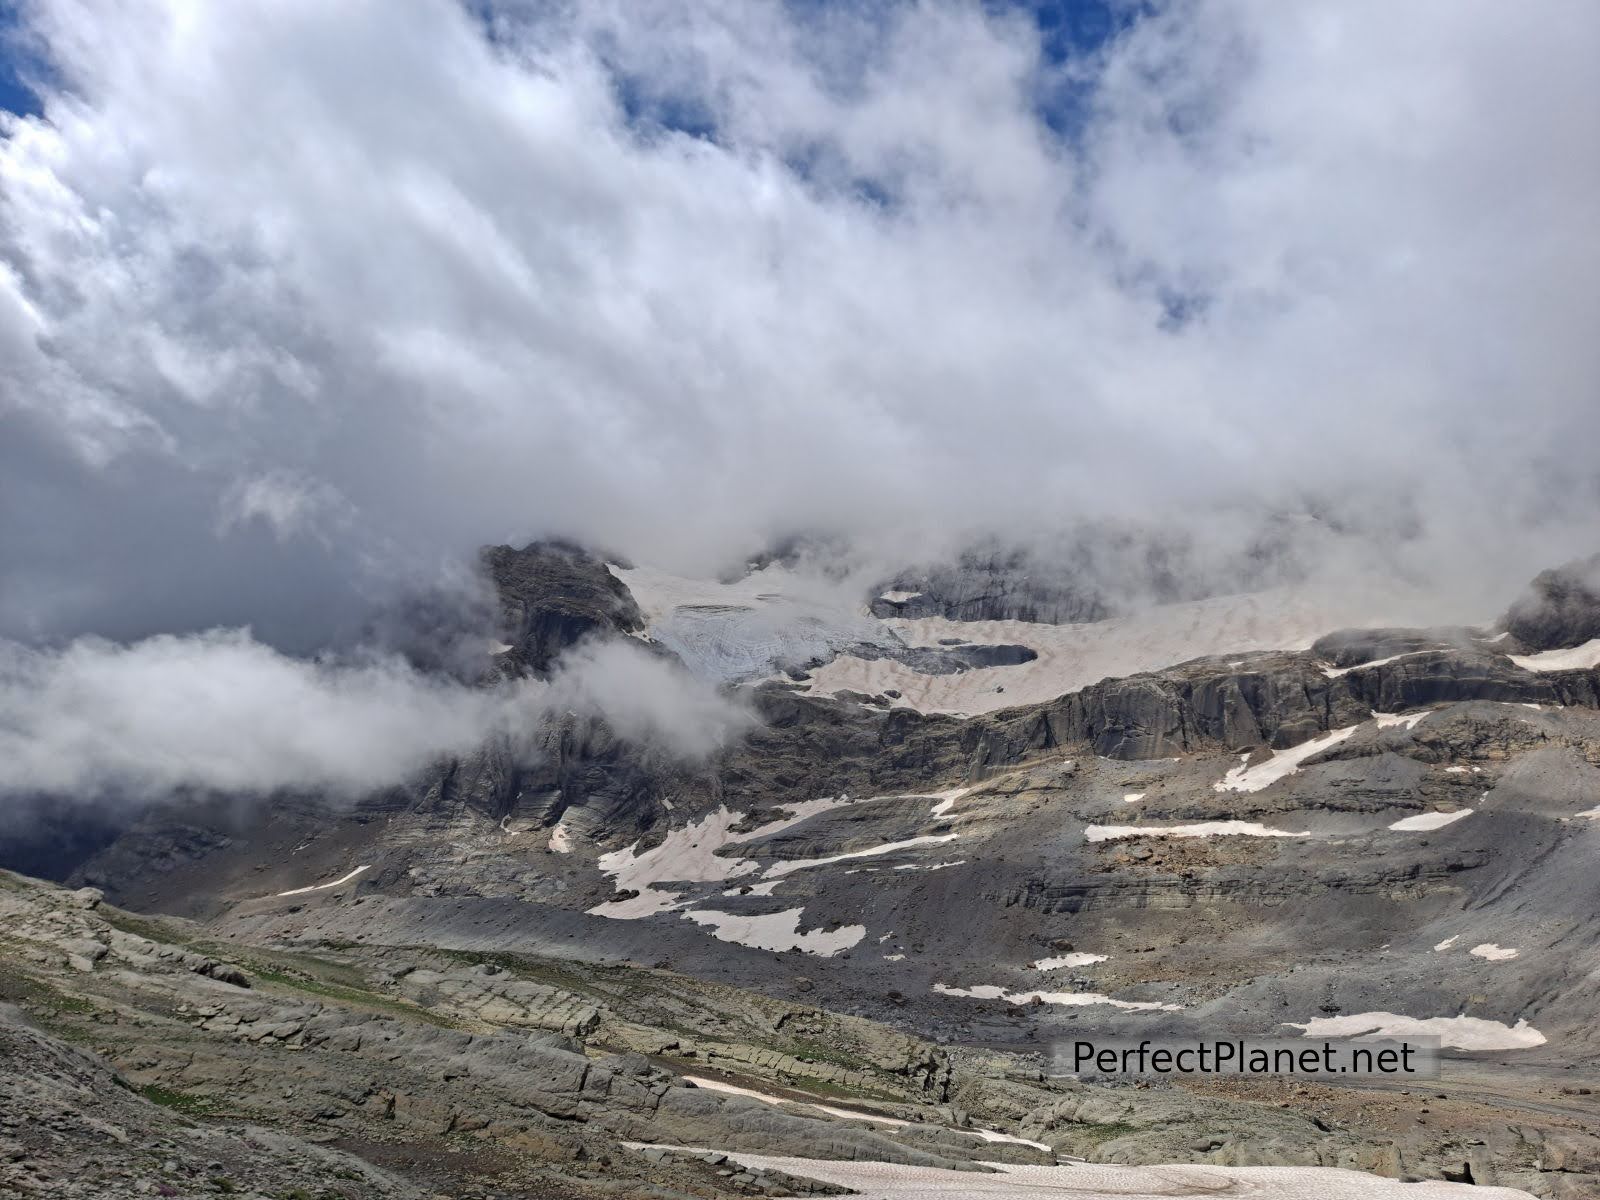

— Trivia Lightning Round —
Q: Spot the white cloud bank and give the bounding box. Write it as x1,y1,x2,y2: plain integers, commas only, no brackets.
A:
0,632,750,801
0,0,1596,649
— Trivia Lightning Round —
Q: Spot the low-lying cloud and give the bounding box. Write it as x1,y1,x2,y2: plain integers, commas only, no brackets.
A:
0,0,1596,648
0,631,751,803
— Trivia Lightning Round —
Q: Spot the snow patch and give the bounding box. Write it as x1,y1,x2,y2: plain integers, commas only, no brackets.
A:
1320,650,1437,678
1433,936,1460,951
1508,637,1600,672
276,864,369,897
1214,726,1360,793
589,798,847,918
1373,709,1430,729
968,1129,1053,1152
1470,943,1519,961
934,982,1179,1012
1122,792,1145,803
1388,809,1472,832
722,879,781,898
927,786,973,817
877,590,922,604
1031,953,1108,970
657,1150,1537,1199
1087,821,1308,842
683,908,865,956
1286,1012,1546,1051
678,1079,1051,1152
681,1076,907,1125
547,819,573,854
763,834,959,879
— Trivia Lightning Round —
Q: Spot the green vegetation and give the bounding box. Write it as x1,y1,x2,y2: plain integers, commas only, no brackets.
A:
98,907,193,944
246,965,459,1028
1064,1119,1141,1146
782,1037,870,1073
433,946,613,1001
775,1072,902,1104
0,965,99,1029
138,1084,217,1116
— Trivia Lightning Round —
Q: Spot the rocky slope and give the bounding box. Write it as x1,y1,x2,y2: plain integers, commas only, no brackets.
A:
4,869,1591,1197
15,544,1600,1196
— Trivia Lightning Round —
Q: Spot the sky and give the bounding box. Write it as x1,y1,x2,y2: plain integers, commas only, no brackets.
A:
1,0,1596,650
0,0,1597,806
0,7,43,119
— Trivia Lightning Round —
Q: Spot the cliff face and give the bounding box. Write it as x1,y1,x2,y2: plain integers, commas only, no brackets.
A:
482,540,646,674
17,547,1600,1196
1503,553,1600,651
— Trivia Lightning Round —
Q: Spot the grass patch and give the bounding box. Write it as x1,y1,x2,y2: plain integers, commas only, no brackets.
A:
247,967,459,1027
777,1073,903,1104
99,907,194,945
138,1084,218,1116
431,946,614,1001
1063,1120,1140,1146
0,965,98,1020
782,1038,870,1073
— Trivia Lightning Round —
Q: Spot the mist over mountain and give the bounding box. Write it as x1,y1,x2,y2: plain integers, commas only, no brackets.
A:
1,0,1596,655
1,8,1598,1197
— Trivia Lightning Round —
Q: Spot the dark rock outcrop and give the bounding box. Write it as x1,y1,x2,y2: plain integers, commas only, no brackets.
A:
870,546,1114,624
1503,552,1600,650
1309,627,1471,667
483,540,644,674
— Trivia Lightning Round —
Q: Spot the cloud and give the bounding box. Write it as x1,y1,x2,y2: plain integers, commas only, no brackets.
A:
216,470,353,546
0,0,1595,650
541,639,757,758
0,630,750,802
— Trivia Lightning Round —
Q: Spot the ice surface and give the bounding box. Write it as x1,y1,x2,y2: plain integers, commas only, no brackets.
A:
795,588,1348,716
613,562,898,684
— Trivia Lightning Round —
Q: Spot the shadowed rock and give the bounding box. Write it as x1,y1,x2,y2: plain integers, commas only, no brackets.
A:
1502,552,1600,650
483,540,644,674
